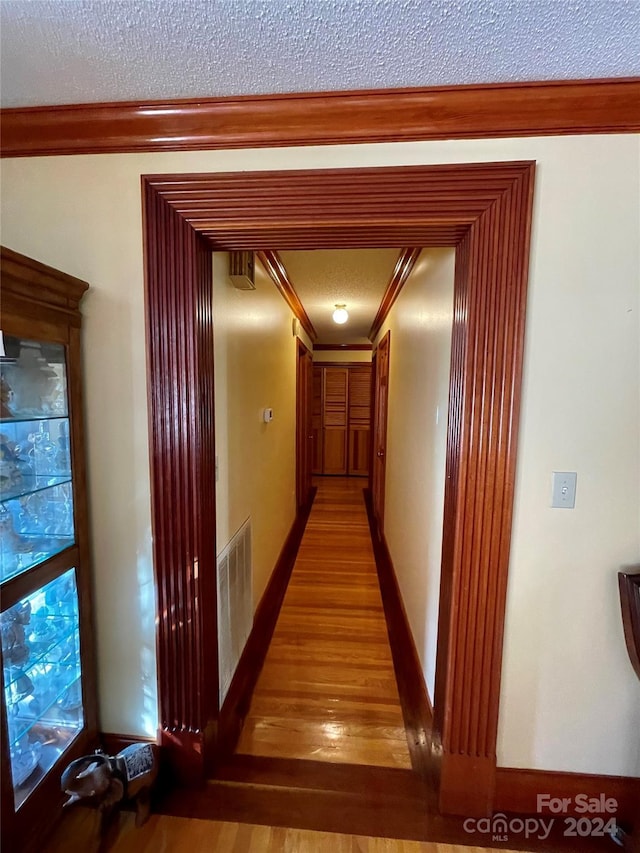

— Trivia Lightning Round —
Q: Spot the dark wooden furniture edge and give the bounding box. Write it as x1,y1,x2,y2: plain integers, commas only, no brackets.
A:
257,250,317,342
3,78,639,157
618,567,640,682
369,249,421,341
1,245,89,320
217,487,317,759
363,488,434,781
495,766,640,826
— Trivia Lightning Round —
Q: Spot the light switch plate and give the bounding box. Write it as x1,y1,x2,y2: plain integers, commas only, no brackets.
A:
551,471,577,508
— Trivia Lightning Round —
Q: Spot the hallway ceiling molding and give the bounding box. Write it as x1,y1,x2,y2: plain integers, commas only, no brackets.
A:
2,0,639,109
278,249,401,344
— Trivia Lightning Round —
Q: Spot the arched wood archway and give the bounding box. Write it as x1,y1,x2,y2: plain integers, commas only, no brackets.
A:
142,162,535,816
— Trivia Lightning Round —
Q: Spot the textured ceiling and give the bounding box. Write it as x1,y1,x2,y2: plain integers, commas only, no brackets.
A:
279,249,401,343
1,1,639,109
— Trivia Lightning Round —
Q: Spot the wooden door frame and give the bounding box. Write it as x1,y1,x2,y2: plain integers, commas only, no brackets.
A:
370,331,391,531
142,162,535,815
295,337,312,508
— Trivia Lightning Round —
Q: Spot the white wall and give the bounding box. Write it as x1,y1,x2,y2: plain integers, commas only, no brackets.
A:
1,135,638,778
374,248,455,702
213,252,306,609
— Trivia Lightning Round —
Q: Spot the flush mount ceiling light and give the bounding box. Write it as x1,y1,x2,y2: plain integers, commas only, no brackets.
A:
332,304,348,324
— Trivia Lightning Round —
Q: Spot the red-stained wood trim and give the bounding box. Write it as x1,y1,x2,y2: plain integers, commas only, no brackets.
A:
217,489,316,759
142,162,535,816
257,250,317,341
2,78,639,157
314,343,373,351
369,249,421,341
142,180,218,783
364,490,433,781
495,767,640,825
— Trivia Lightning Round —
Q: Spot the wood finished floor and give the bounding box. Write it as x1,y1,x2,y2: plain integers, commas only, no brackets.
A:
42,479,614,853
44,807,522,853
236,476,411,769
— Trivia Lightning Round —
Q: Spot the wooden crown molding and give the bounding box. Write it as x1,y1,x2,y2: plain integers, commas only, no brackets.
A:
257,250,317,341
2,78,639,158
369,248,421,341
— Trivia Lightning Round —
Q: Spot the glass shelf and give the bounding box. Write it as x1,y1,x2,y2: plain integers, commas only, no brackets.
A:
1,417,72,495
5,615,78,690
1,475,73,504
1,338,68,422
2,569,84,809
1,415,70,425
1,356,74,582
0,481,75,583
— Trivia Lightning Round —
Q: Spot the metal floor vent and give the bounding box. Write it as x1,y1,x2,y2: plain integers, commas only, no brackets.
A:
217,517,253,705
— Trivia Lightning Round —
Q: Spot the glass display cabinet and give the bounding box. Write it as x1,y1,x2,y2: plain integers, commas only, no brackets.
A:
1,247,97,853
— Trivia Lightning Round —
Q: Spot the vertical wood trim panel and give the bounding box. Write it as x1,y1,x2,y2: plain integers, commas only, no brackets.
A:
142,163,535,812
436,167,535,815
143,181,217,782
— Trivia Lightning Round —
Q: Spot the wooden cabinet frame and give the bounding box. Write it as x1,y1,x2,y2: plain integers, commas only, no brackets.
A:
142,162,535,816
0,248,98,852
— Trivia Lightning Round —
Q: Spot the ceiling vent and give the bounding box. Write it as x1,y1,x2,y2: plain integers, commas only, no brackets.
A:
229,251,256,290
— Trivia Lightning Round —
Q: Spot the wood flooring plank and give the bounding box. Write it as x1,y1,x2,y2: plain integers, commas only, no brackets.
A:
40,806,537,853
236,476,413,768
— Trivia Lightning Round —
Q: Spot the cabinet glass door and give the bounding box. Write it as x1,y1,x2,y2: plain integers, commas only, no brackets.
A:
2,568,84,809
1,334,82,809
1,336,75,582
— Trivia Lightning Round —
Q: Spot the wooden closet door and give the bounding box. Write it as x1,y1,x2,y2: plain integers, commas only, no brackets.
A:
348,365,372,476
322,367,348,474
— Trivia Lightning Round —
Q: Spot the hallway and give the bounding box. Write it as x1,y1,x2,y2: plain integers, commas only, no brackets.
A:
236,476,411,769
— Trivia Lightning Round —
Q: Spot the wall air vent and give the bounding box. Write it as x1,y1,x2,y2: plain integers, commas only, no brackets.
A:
217,517,253,704
229,251,256,290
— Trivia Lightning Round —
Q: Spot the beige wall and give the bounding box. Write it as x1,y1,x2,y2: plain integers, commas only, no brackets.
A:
312,349,372,363
374,248,455,701
1,135,638,779
213,252,304,609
